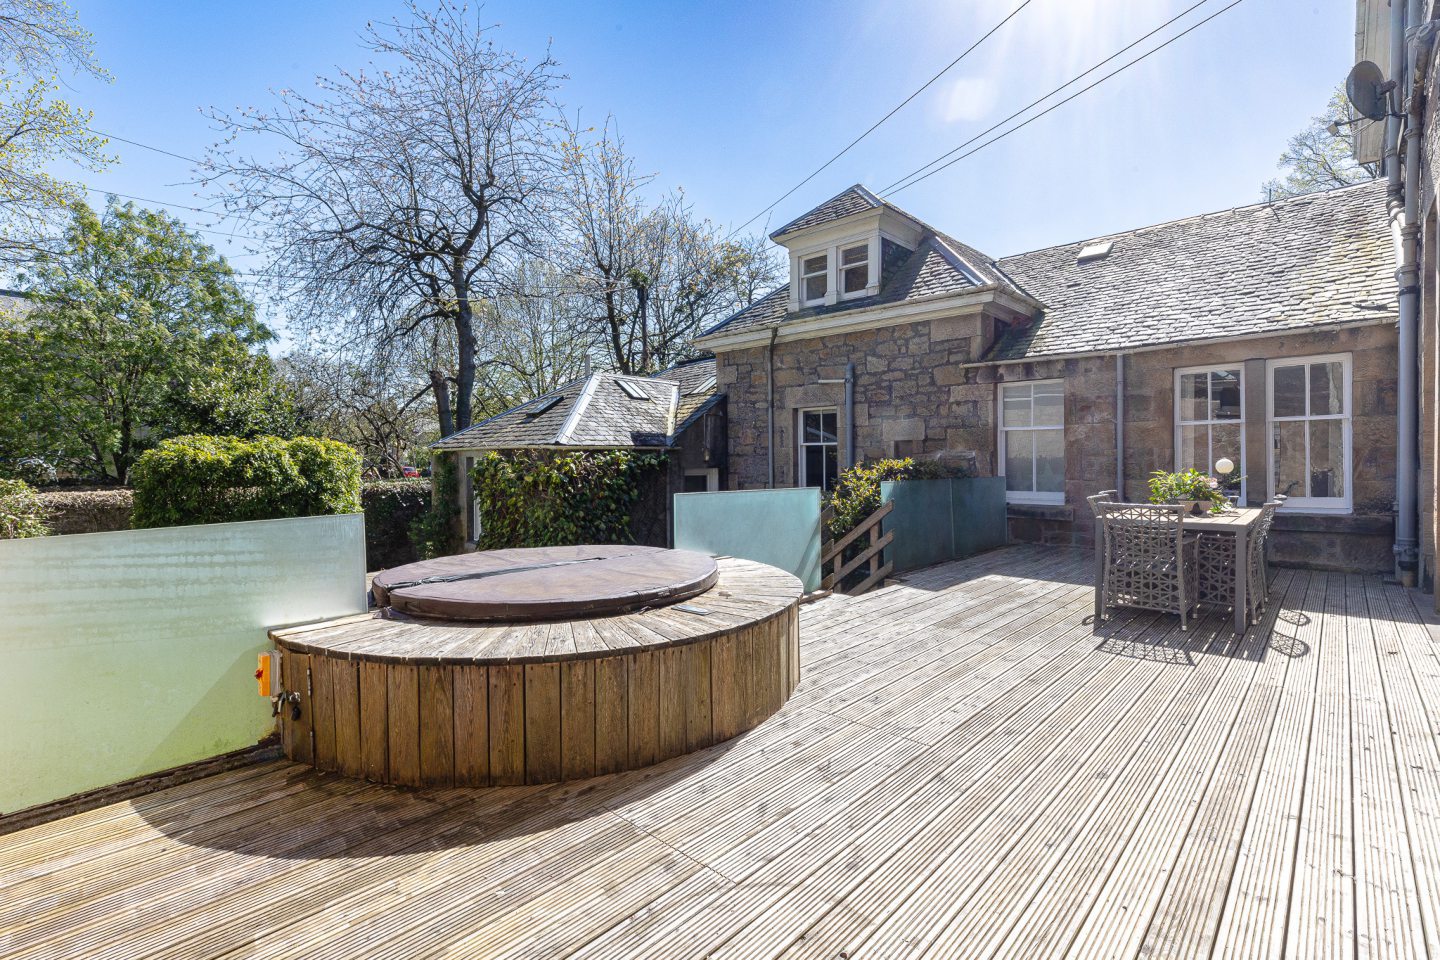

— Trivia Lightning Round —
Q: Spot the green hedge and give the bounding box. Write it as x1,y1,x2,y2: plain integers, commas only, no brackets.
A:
361,479,431,570
131,435,362,529
0,478,47,539
410,452,462,559
471,450,666,549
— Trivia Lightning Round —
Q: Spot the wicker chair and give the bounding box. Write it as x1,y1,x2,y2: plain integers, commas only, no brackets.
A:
1088,491,1118,620
1246,499,1283,623
1097,502,1200,631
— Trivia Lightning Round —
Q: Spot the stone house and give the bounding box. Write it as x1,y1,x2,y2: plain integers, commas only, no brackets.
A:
431,358,725,546
695,182,1399,573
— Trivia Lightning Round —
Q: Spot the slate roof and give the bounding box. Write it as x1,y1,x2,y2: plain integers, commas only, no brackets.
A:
705,180,1395,358
986,180,1396,361
702,232,1021,339
770,185,883,240
432,359,719,451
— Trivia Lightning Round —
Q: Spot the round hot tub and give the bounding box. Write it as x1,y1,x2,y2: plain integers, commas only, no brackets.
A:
269,548,801,788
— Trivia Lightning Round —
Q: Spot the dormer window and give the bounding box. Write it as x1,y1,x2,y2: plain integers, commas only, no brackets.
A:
801,254,828,305
840,242,869,298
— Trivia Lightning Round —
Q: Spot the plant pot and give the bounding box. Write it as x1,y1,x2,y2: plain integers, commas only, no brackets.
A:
1170,499,1207,515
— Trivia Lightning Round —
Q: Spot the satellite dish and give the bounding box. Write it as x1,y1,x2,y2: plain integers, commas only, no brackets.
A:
1345,60,1390,121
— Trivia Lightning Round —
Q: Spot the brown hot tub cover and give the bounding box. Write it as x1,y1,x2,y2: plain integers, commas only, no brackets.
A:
371,545,720,622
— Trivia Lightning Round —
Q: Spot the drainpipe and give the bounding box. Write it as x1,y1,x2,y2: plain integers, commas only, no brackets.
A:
1115,353,1126,500
816,363,858,468
1392,0,1427,584
845,362,856,469
767,327,778,488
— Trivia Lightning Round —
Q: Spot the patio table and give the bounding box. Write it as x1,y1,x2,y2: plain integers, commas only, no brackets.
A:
1093,505,1265,635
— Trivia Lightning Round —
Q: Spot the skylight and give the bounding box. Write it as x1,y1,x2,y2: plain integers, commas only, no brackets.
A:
688,376,717,396
1077,240,1114,263
524,395,563,417
615,379,650,400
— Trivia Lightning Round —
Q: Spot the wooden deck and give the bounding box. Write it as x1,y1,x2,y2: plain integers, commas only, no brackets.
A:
4,544,1440,959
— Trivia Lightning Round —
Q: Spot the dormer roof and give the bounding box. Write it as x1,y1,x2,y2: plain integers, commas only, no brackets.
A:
700,187,1036,346
769,184,888,240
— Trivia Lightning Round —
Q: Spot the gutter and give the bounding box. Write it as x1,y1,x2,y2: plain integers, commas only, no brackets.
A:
951,317,1395,369
1390,5,1433,584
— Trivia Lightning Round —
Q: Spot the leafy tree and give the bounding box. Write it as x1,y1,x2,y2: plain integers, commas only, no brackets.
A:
0,200,281,482
0,0,113,261
203,1,561,438
1262,88,1381,200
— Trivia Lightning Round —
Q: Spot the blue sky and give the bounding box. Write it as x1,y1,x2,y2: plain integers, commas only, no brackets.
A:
65,0,1354,318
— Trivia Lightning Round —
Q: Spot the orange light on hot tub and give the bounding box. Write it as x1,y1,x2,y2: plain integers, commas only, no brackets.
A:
256,651,277,697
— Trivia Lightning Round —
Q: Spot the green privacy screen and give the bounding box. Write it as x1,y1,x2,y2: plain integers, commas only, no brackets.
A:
674,488,822,592
879,477,1008,575
0,514,367,813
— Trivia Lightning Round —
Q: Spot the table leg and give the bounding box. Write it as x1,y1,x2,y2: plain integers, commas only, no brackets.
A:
1233,527,1248,635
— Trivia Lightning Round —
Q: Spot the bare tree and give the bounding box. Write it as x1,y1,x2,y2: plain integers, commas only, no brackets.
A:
202,1,560,437
280,348,434,477
476,260,592,417
556,117,781,374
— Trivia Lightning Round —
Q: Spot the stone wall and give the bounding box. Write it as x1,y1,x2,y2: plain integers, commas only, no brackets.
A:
715,319,1398,573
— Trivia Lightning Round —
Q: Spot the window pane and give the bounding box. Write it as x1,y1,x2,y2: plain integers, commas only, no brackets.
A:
1034,429,1065,493
822,444,838,491
1309,361,1344,416
841,244,868,266
1179,373,1207,422
1178,423,1208,473
804,446,824,488
1033,382,1063,427
1309,419,1345,499
1211,422,1242,496
803,254,826,274
1273,364,1305,417
802,411,824,444
804,274,827,301
1005,431,1034,492
842,264,868,293
1212,370,1242,420
1002,387,1031,428
819,411,837,443
1273,420,1307,499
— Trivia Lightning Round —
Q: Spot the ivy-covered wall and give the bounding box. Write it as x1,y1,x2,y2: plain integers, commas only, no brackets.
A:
470,449,668,549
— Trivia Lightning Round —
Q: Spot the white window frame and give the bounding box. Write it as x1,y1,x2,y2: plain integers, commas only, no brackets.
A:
798,406,839,491
998,379,1066,506
683,467,720,492
1266,352,1353,513
838,241,870,301
799,253,828,306
1173,364,1246,503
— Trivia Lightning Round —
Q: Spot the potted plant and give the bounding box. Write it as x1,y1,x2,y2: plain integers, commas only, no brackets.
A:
1147,468,1227,515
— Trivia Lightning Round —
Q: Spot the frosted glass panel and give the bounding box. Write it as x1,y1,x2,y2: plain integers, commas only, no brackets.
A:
674,488,822,591
0,514,367,812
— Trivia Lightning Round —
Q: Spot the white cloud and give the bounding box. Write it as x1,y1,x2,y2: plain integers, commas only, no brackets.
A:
935,76,1000,124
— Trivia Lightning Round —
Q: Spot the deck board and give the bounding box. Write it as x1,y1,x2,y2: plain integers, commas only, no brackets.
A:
3,544,1438,959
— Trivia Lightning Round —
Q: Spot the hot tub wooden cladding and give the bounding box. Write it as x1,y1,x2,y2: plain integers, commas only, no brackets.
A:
269,557,802,788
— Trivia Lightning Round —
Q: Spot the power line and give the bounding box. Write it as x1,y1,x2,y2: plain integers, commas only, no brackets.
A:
726,0,1035,238
879,0,1213,195
87,126,202,166
884,0,1247,198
